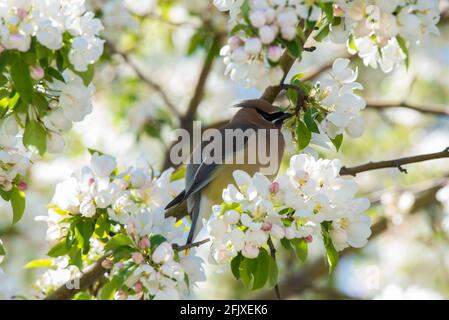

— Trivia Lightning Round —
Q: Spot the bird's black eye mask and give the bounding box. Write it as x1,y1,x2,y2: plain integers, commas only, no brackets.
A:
254,108,293,125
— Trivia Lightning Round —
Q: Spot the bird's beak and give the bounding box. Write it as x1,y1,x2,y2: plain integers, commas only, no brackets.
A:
272,112,293,125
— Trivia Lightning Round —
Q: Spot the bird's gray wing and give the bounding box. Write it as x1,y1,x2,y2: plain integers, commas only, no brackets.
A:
183,122,260,200
165,122,259,210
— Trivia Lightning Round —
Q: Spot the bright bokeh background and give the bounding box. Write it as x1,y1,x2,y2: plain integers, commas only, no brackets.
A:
1,0,449,300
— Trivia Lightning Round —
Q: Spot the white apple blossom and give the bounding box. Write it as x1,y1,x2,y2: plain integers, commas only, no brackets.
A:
40,154,205,299
315,58,366,139
0,1,104,72
208,153,371,264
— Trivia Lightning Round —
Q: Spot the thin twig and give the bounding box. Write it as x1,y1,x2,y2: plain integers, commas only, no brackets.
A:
173,238,210,251
267,236,281,300
45,255,109,300
107,42,180,116
339,148,449,176
45,238,212,300
366,100,449,117
260,28,315,103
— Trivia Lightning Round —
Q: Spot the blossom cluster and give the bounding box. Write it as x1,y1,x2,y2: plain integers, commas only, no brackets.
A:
0,120,31,192
217,0,334,90
216,1,441,89
87,0,155,43
0,0,104,72
207,153,371,265
0,1,103,158
314,57,366,139
39,153,205,300
329,0,440,72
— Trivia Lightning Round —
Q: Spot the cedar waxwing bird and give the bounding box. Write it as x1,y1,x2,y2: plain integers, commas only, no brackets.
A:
165,99,293,244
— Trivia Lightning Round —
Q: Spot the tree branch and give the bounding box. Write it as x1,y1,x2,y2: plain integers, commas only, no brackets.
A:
44,238,211,300
340,147,449,176
261,28,315,103
107,42,180,116
267,236,281,300
163,34,223,169
366,100,449,117
45,255,109,300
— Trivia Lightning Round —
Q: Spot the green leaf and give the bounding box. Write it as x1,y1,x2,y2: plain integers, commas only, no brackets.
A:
280,238,291,250
47,240,70,257
32,91,49,116
238,257,254,288
10,185,25,224
0,189,10,201
282,39,301,58
287,88,298,106
321,223,339,274
187,32,205,55
296,119,312,151
252,248,270,290
230,253,243,280
23,117,47,155
331,134,343,151
10,57,34,103
68,247,83,269
100,281,117,300
304,109,319,133
24,259,55,269
87,148,104,156
73,292,95,300
314,23,330,42
396,35,409,69
150,234,167,250
75,219,94,254
291,238,308,262
105,234,135,252
46,67,65,83
318,2,334,22
73,64,94,86
170,166,186,182
0,241,6,256
94,214,110,238
348,34,357,51
268,255,278,288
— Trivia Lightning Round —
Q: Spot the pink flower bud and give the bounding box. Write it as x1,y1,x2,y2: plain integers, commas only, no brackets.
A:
0,46,5,54
269,181,280,194
134,281,143,293
138,237,150,249
115,262,125,269
261,221,272,232
333,4,344,17
17,9,28,20
228,36,243,50
116,290,127,300
101,260,113,269
127,221,138,236
18,181,28,191
88,178,95,185
132,252,145,265
29,65,44,81
304,235,313,243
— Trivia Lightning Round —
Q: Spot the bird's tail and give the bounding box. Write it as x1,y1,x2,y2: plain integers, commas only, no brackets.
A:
165,190,185,210
186,193,201,245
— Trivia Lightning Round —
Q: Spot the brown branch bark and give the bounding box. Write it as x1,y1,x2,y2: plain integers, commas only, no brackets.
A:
260,28,315,103
366,100,449,117
162,34,223,170
107,42,180,116
45,255,108,300
44,238,211,300
339,148,449,176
